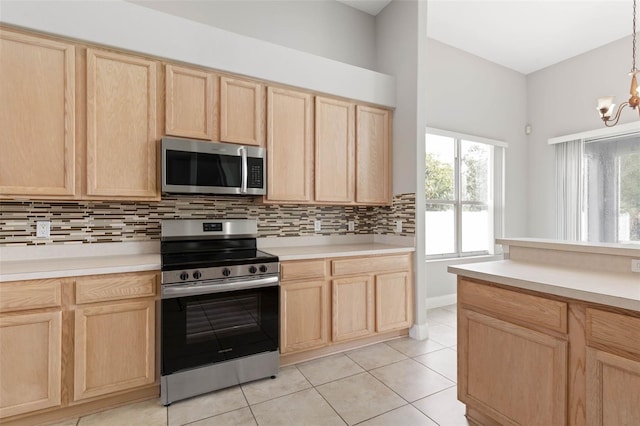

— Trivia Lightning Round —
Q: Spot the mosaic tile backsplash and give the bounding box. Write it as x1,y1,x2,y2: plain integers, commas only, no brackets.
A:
0,193,415,246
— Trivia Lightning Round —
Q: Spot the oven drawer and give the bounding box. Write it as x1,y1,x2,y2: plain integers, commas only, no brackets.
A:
76,272,157,304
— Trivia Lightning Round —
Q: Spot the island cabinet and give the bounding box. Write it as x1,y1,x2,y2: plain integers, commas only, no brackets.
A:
279,253,413,363
0,272,159,425
585,308,640,426
457,277,640,426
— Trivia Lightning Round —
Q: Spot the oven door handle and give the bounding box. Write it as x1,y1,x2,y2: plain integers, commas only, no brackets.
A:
162,276,278,299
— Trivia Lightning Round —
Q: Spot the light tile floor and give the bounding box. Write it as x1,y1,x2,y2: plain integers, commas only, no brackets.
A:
54,305,467,426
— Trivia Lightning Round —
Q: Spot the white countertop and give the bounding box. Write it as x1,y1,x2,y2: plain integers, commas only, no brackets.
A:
0,242,161,282
264,242,415,261
449,260,640,312
0,254,161,282
0,236,415,281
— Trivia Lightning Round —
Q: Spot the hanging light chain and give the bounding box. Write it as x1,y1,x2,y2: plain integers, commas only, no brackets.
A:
633,0,637,73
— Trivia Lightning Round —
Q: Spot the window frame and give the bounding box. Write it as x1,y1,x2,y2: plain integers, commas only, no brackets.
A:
425,128,506,260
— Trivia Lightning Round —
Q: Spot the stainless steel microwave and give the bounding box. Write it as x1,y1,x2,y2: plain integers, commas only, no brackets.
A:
161,137,266,196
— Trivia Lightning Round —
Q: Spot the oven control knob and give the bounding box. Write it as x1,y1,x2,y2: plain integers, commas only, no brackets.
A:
259,265,268,273
193,271,202,280
249,266,257,274
179,272,189,281
222,268,231,277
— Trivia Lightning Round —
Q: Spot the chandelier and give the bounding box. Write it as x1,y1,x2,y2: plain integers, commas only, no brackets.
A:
597,0,640,127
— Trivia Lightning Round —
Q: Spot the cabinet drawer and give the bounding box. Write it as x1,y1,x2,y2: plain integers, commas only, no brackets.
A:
331,254,410,276
75,272,156,304
281,260,326,281
587,308,640,357
459,279,567,333
0,279,62,313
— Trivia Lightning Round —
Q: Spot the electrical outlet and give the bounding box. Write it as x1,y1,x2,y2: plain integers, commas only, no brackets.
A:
314,220,321,232
632,259,640,273
395,220,402,234
348,220,355,232
36,221,51,238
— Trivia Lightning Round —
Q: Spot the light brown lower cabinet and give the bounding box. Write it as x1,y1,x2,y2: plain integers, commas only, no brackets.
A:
457,277,640,426
280,280,330,354
0,310,62,418
74,300,155,401
0,272,158,424
280,253,414,361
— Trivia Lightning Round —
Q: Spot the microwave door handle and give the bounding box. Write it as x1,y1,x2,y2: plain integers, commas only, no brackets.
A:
240,147,248,193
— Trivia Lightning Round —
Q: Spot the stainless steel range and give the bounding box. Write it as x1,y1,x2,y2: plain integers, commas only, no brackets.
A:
160,219,279,406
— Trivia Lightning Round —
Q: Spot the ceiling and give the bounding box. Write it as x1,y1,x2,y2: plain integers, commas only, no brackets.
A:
338,0,635,75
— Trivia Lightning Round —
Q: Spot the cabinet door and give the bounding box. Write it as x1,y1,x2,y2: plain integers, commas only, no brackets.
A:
165,64,217,140
281,280,330,354
0,311,62,418
356,106,391,205
266,87,313,202
315,97,355,203
0,30,76,198
375,272,412,332
332,275,374,342
586,348,640,426
74,300,155,401
220,77,264,146
459,309,567,426
86,48,158,199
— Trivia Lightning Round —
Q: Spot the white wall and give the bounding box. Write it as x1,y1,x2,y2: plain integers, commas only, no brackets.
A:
129,0,377,70
0,0,395,107
376,0,429,338
527,36,634,238
424,39,529,300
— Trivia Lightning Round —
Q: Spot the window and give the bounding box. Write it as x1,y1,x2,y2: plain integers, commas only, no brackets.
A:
582,134,640,244
425,129,505,258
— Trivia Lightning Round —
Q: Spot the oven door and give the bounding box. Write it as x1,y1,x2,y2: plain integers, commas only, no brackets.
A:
161,279,279,376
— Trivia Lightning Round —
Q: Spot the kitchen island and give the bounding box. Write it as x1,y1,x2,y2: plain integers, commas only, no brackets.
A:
448,239,640,426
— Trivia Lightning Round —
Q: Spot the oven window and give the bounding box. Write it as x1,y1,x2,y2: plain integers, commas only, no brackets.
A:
186,295,260,344
165,150,242,188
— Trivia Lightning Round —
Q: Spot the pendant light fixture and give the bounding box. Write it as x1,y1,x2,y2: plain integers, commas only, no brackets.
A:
597,0,640,126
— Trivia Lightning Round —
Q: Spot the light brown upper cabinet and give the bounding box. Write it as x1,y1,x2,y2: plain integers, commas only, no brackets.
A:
266,87,314,203
165,64,218,140
315,96,355,203
356,106,391,205
86,48,159,200
0,29,76,198
220,76,264,146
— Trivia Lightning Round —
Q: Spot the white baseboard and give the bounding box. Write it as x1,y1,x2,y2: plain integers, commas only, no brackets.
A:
409,323,429,340
426,294,457,310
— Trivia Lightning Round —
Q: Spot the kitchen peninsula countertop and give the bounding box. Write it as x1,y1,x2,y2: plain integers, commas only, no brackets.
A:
449,238,640,312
